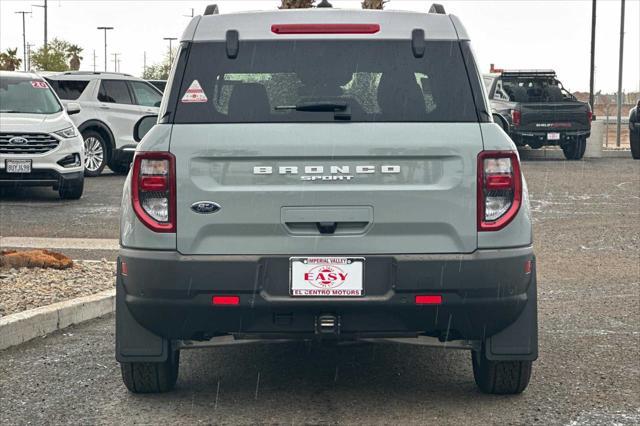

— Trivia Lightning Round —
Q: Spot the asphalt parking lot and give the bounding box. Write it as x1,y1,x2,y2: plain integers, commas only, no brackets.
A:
0,157,639,425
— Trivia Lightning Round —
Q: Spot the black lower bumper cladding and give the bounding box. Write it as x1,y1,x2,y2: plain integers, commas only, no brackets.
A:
116,247,538,363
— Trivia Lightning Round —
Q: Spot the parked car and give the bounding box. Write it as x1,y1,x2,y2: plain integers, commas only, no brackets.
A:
630,99,639,159
484,69,592,160
46,72,163,176
0,71,84,199
147,80,167,93
116,4,538,395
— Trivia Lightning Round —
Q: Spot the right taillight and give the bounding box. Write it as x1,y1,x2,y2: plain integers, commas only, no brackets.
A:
131,152,176,233
477,151,522,231
511,109,521,127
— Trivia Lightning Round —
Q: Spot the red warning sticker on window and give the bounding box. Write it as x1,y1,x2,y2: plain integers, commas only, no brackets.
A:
181,80,208,103
31,81,49,89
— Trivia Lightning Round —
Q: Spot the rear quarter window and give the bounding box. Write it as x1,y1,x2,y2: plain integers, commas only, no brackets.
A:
171,40,479,124
46,79,89,100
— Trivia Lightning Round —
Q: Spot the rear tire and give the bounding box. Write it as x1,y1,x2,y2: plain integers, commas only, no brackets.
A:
472,349,532,395
82,130,108,177
562,137,586,160
120,350,180,393
58,176,84,200
108,161,131,175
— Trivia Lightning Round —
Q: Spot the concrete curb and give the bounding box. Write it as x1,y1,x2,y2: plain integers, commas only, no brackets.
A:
0,289,115,351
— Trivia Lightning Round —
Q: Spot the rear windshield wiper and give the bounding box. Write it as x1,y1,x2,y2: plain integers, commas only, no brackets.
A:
275,101,351,120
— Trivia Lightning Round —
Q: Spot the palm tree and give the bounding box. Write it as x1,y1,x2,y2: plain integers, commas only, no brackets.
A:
67,44,83,71
362,0,388,9
0,48,22,71
279,0,315,8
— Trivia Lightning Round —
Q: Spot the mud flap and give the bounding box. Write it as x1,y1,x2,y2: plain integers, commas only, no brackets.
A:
115,259,170,363
485,260,538,361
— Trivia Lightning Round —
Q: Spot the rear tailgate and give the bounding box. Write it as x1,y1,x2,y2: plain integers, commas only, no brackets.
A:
518,102,590,132
172,123,481,255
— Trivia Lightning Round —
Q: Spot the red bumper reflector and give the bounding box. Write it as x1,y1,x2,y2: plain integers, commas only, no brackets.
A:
212,296,240,306
121,261,128,276
524,260,532,274
415,295,442,305
271,24,380,35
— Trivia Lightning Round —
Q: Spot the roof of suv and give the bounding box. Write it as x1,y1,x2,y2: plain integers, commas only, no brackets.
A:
182,9,469,42
45,71,142,82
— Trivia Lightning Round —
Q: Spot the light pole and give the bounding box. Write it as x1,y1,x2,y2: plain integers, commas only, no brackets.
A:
588,0,596,112
97,26,114,72
32,0,48,49
112,53,120,72
15,10,32,71
616,0,625,147
163,37,177,64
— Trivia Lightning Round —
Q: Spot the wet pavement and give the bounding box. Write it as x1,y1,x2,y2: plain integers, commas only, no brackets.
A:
0,158,639,424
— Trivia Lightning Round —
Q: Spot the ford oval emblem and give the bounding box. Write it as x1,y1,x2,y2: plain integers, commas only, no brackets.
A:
190,201,221,214
9,137,28,145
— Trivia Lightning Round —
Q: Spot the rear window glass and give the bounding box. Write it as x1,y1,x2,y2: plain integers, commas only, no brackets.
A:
501,78,573,103
172,40,478,123
47,79,89,100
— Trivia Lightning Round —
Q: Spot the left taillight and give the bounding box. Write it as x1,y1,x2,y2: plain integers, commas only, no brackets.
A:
131,152,176,233
477,151,522,232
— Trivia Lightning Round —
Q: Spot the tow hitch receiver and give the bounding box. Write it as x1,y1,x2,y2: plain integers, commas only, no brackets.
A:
316,314,340,335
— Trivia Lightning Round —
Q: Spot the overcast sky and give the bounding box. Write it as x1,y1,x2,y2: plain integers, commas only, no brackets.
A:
0,0,638,92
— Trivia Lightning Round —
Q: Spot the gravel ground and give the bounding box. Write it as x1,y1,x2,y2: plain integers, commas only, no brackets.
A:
0,158,638,425
0,261,115,317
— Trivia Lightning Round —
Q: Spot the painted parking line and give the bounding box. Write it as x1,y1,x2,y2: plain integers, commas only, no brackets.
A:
0,237,119,251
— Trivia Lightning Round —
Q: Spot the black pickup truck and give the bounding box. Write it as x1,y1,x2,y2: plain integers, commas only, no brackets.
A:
484,70,592,160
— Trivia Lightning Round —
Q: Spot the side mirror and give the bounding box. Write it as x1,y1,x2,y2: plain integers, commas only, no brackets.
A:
134,115,158,142
66,102,81,115
492,113,509,132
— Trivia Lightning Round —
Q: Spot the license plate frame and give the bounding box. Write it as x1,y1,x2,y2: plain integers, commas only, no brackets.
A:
5,159,32,174
547,132,561,141
290,257,364,297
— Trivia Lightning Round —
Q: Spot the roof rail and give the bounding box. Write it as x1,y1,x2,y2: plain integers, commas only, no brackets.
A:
428,3,446,14
61,71,133,77
204,4,219,15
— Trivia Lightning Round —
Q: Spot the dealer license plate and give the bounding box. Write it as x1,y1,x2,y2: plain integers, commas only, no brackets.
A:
547,132,561,141
290,257,364,297
5,160,32,173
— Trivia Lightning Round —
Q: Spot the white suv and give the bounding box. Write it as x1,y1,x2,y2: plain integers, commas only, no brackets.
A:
46,72,162,176
0,71,84,199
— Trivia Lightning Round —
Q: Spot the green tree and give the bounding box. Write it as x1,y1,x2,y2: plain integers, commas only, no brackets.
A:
142,48,176,80
31,39,71,71
362,0,388,8
0,48,22,71
279,0,314,8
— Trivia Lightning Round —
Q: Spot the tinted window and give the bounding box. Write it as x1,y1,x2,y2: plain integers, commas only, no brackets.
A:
0,77,62,114
98,80,133,104
46,79,89,100
172,40,478,123
130,81,162,107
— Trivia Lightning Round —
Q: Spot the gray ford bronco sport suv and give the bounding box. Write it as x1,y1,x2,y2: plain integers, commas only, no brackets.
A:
117,4,537,395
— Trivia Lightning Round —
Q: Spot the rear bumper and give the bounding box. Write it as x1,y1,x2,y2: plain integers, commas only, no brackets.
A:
117,247,536,346
511,129,591,145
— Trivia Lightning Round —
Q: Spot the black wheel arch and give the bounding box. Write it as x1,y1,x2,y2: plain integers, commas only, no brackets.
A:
78,120,116,159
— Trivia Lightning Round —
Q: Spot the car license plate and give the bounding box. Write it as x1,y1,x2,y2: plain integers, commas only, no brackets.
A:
5,160,32,173
547,132,561,140
290,257,364,296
